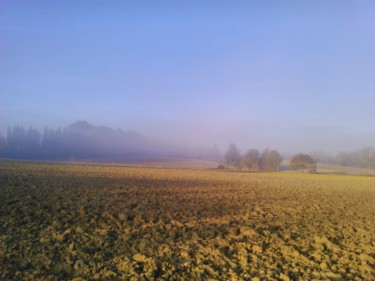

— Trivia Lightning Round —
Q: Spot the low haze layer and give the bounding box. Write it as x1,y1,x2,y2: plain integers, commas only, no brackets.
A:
1,1,374,153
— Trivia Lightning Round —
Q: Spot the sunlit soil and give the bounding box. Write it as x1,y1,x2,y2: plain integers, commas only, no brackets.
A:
0,161,374,280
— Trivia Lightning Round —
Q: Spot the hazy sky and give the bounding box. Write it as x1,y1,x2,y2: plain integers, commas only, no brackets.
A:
1,1,374,153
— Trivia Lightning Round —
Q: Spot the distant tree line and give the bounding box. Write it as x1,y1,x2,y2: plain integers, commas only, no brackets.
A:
223,143,283,172
335,147,375,169
1,126,42,159
222,144,375,173
289,148,375,173
311,147,375,169
0,121,222,162
1,122,373,170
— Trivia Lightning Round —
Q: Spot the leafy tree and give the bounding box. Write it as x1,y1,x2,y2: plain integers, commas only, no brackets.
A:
241,149,260,170
290,153,316,173
224,143,241,166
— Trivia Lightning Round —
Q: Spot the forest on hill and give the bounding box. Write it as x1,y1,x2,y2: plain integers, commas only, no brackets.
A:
0,121,221,163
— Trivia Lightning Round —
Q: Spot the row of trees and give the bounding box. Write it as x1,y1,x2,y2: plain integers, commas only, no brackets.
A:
311,147,375,169
223,143,375,173
223,145,317,173
223,143,283,172
311,148,375,169
334,147,375,169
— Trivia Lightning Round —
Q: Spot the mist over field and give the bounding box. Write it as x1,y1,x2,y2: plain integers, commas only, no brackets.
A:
1,1,374,156
1,120,374,172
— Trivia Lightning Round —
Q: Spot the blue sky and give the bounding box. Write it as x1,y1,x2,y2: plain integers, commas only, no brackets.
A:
1,1,374,153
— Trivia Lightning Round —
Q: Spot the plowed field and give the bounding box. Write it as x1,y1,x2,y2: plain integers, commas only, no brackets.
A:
0,161,374,280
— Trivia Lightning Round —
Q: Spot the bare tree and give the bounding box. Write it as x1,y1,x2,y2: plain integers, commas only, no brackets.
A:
242,149,260,170
224,143,241,167
260,149,283,171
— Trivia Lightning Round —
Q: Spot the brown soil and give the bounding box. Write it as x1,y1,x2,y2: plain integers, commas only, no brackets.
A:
0,161,374,280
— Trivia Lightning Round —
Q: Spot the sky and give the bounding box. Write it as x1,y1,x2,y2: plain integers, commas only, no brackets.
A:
1,0,374,154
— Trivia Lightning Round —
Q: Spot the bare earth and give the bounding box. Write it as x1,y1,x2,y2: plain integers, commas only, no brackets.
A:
0,161,374,280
